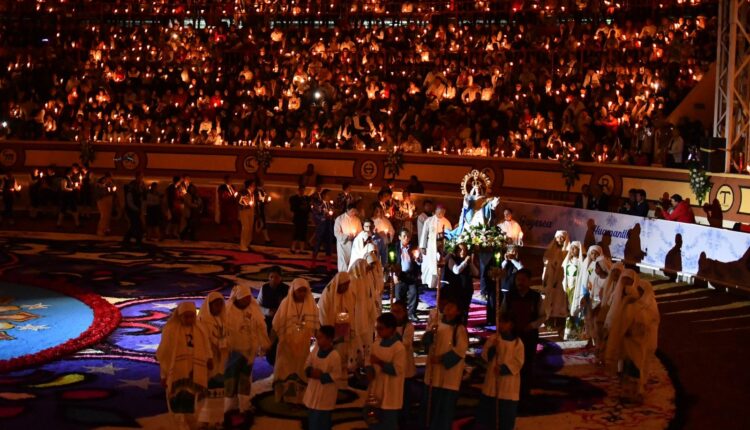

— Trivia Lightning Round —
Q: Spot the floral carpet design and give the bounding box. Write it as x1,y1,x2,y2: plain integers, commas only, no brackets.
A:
0,234,677,429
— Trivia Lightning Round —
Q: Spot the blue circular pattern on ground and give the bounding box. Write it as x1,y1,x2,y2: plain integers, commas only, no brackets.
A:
0,282,94,361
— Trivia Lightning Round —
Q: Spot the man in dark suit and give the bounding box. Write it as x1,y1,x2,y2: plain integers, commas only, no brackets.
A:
574,184,591,209
631,189,650,217
588,184,610,212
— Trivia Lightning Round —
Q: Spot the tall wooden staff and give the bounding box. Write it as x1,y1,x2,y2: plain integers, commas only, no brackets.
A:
426,231,445,429
495,252,503,429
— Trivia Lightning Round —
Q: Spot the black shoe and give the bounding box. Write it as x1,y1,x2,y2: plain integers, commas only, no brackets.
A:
408,314,420,323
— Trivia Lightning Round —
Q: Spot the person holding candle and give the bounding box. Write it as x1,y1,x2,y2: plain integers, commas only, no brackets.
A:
57,167,81,228
122,172,145,247
393,228,422,322
94,172,116,236
145,182,164,242
1,171,20,225
215,175,240,241
237,179,256,252
498,208,523,246
165,176,182,239
179,184,202,242
254,178,272,245
334,203,363,272
311,188,335,268
350,218,377,270
289,185,311,254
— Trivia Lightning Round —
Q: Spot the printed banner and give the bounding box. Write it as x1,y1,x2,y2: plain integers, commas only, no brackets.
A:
507,202,750,291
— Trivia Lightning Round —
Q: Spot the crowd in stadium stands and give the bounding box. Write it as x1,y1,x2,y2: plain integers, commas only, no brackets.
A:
0,1,717,168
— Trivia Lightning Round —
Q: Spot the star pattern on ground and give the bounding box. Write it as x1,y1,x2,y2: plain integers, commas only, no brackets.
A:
117,377,158,390
84,363,125,375
16,323,49,331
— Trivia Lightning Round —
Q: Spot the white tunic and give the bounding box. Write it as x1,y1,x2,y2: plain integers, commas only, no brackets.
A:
367,339,407,410
397,323,417,378
334,213,363,272
498,220,524,245
419,215,453,288
424,321,468,391
348,231,371,270
303,346,343,411
416,212,430,244
480,334,524,401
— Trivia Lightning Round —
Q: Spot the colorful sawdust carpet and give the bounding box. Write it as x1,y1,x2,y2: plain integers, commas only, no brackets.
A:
0,234,676,429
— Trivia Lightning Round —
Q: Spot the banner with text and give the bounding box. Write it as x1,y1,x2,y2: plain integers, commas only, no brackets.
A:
507,202,750,291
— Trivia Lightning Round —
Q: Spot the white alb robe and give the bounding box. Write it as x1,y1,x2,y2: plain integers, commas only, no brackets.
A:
367,338,407,410
498,219,524,245
303,345,343,411
334,213,363,272
419,215,452,288
480,334,524,401
423,320,468,391
348,231,372,270
317,273,361,385
272,279,319,402
196,293,228,425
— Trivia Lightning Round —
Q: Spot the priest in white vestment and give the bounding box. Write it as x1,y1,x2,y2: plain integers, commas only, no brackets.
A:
333,205,362,272
419,205,452,289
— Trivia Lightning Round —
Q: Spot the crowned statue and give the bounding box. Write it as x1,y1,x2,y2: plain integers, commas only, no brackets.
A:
445,169,500,241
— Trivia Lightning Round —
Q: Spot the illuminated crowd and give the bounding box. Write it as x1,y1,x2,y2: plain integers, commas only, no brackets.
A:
1,2,715,167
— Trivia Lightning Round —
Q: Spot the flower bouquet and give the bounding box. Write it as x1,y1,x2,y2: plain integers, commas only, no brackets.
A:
445,223,507,255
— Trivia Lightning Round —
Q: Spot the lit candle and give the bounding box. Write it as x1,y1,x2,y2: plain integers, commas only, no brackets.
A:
369,183,373,190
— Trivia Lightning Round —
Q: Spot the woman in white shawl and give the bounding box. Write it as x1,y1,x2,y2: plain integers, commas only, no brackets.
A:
349,259,378,366
635,280,660,393
584,257,611,351
542,230,569,339
366,244,386,313
317,272,360,387
570,245,604,339
595,262,624,363
197,292,228,427
157,302,211,430
561,241,583,339
224,285,271,415
604,271,654,403
272,278,319,403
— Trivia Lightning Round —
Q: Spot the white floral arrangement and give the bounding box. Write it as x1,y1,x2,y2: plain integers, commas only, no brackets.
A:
688,162,712,205
446,224,507,254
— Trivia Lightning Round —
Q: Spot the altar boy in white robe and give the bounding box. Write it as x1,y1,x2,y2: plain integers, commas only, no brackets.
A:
477,312,524,430
392,301,417,424
224,285,270,418
421,297,469,430
334,204,363,272
197,293,229,427
366,312,407,430
157,302,211,430
272,278,319,403
419,204,452,289
304,325,343,430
